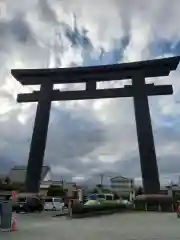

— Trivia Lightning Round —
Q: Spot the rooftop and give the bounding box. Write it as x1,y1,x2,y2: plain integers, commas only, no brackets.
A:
11,56,180,85
110,176,133,181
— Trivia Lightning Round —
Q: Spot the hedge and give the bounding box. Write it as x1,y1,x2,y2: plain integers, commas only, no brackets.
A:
71,202,131,215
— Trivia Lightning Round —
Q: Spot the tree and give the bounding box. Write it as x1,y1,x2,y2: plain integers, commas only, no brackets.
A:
136,186,143,196
96,184,103,189
4,177,11,185
0,179,4,190
112,191,120,200
101,188,112,194
0,181,24,192
47,185,65,197
11,183,24,192
90,188,99,194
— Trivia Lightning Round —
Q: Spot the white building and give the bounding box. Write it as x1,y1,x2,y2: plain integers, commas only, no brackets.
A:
8,166,51,184
7,165,78,196
110,176,135,199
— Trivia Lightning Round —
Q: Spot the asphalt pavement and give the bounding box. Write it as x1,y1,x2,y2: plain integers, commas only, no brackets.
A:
0,211,180,240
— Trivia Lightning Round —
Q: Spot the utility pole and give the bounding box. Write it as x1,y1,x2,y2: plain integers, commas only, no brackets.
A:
60,176,64,191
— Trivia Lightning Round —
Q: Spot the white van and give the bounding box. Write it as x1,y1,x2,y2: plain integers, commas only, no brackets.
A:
44,197,64,211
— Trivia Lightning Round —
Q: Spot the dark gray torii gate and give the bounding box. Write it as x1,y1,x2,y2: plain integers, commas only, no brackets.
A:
11,56,180,194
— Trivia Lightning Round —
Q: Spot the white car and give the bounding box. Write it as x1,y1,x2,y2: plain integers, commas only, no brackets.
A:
44,197,64,211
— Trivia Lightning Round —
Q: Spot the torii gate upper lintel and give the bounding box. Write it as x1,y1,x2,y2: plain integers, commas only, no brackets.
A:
11,56,180,194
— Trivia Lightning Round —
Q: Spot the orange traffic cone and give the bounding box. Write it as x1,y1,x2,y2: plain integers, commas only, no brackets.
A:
11,216,17,232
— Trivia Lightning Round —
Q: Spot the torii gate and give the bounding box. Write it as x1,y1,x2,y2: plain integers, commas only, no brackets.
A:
11,56,180,194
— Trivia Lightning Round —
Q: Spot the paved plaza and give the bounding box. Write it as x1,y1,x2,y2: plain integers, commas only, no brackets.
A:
0,211,180,240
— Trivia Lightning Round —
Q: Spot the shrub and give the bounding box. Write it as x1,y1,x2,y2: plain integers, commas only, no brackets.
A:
72,202,128,215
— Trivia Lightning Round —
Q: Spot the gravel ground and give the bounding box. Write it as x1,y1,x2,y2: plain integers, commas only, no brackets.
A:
0,211,180,240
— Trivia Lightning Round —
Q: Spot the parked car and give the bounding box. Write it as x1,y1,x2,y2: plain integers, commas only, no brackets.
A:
13,195,44,213
44,197,64,211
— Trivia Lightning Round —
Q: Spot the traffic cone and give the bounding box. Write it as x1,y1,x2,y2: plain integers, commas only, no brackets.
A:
11,216,17,232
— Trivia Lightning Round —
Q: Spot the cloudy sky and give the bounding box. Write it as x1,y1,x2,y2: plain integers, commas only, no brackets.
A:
0,0,180,186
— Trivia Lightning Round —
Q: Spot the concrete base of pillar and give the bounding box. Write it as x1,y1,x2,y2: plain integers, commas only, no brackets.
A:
134,194,173,212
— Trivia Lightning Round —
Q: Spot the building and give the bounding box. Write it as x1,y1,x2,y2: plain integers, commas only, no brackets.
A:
7,166,51,195
110,175,135,199
8,166,51,184
5,165,79,196
40,180,77,196
160,185,180,200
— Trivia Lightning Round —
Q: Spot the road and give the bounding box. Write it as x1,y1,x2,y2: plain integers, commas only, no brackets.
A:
0,211,180,240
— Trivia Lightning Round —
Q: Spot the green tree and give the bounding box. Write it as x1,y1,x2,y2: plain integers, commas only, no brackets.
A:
90,188,99,194
47,185,65,197
101,188,112,193
11,183,25,192
112,191,120,200
0,179,4,190
4,177,11,185
96,184,103,189
136,186,143,196
0,182,24,192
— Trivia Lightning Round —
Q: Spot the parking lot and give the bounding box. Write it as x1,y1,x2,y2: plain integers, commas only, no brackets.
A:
0,211,180,240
